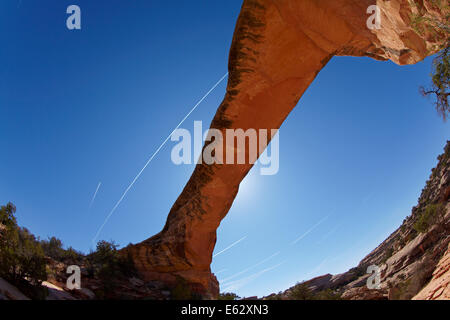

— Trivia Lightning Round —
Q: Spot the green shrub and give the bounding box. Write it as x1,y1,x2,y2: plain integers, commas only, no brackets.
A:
171,277,194,300
413,203,444,233
0,203,48,299
0,202,17,228
314,289,342,300
169,276,204,300
264,292,283,300
86,240,136,297
420,46,449,121
39,235,85,265
40,236,64,260
63,246,84,264
352,265,367,278
288,283,316,300
218,292,240,300
288,282,341,300
381,247,395,264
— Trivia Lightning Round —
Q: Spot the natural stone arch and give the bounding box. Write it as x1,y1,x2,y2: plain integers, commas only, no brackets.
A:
124,0,448,298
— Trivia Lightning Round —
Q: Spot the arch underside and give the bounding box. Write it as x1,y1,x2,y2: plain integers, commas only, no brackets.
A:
124,0,448,298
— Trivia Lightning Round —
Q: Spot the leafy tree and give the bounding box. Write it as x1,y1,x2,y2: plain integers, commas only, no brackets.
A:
413,203,444,233
40,236,84,264
218,292,240,300
171,277,194,300
381,246,395,264
40,236,64,260
420,46,449,120
86,240,136,298
314,289,342,300
288,283,316,300
63,246,84,264
0,203,48,299
264,292,283,300
15,227,47,285
288,282,341,300
89,241,120,288
170,276,203,300
408,1,449,120
0,202,17,228
93,240,119,263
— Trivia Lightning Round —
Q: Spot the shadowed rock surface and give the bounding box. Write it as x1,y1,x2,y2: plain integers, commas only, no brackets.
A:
123,0,448,297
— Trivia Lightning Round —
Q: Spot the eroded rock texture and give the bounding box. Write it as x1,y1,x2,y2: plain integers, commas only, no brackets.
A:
267,141,449,300
125,0,448,297
413,242,450,300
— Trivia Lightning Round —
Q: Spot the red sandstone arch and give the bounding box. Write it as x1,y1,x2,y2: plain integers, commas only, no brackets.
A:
124,0,448,297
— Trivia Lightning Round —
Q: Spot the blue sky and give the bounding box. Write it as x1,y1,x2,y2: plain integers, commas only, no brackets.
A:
1,1,449,297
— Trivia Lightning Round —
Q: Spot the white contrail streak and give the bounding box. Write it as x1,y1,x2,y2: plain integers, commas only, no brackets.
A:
92,72,229,245
89,182,102,209
219,251,280,283
214,269,227,275
302,258,329,280
222,261,285,292
316,223,341,245
213,236,247,258
290,215,329,245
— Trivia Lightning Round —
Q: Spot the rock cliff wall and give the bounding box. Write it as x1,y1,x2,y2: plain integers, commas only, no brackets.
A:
268,141,449,300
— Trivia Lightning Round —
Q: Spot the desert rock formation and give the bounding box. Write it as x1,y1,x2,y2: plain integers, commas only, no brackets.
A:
267,141,449,300
125,0,448,297
413,243,450,300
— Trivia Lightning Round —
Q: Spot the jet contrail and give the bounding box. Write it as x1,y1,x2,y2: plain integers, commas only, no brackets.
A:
92,72,229,244
214,269,227,275
219,251,280,283
302,258,329,280
316,223,341,245
290,215,329,245
213,235,247,258
89,182,102,209
221,261,285,292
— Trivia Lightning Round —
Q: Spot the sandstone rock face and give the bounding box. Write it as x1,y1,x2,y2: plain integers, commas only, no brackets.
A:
341,287,387,300
126,0,448,297
413,243,450,300
0,277,30,300
42,281,77,301
266,142,449,300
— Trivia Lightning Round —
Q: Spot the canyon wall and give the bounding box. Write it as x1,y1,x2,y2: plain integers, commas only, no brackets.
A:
125,0,448,297
267,141,449,300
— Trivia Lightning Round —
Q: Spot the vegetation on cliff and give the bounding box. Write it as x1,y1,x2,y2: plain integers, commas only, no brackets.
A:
411,0,450,120
421,46,449,120
265,282,341,300
413,203,445,233
265,141,449,300
0,203,136,300
0,203,47,299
